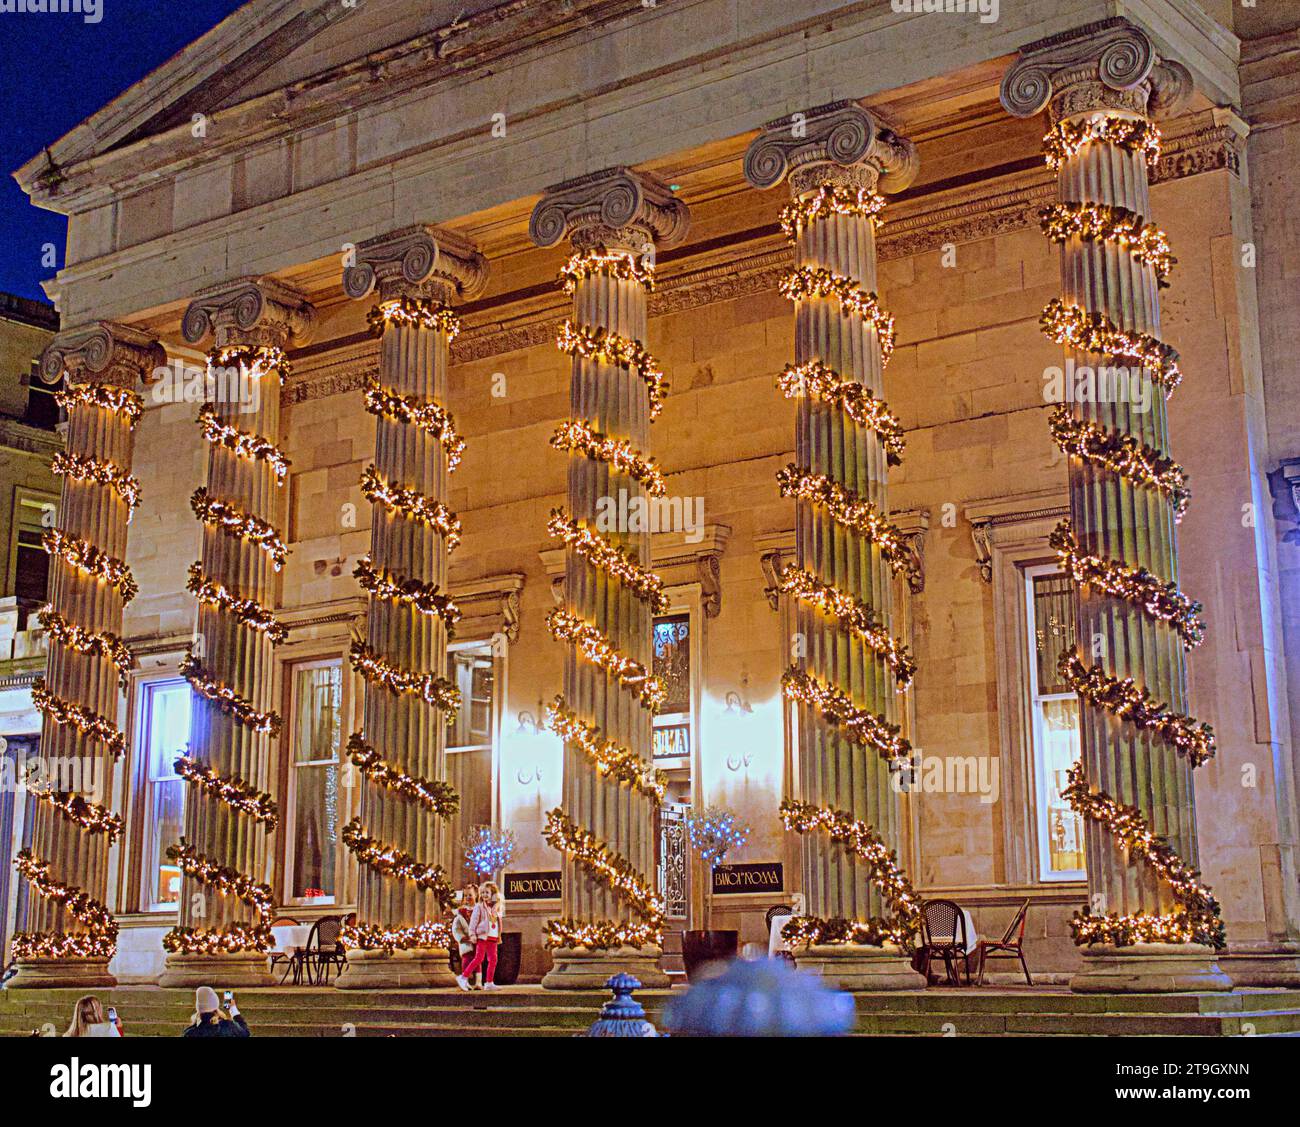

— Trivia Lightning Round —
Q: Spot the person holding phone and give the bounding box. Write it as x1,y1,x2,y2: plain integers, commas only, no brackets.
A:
182,986,250,1037
63,995,121,1037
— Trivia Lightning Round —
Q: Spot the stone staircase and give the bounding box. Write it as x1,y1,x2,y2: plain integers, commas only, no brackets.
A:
4,984,1299,1036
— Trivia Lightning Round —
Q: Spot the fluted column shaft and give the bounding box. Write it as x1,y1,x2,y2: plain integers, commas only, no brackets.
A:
11,323,160,985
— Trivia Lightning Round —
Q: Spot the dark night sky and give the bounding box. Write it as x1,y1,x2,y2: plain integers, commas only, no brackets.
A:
0,0,247,305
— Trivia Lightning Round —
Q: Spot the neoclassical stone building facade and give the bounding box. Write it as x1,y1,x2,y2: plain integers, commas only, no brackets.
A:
6,0,1300,990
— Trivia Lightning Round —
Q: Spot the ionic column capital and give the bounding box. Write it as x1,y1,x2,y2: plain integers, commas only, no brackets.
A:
40,320,166,390
1000,17,1193,123
744,101,918,196
342,224,488,304
529,166,690,252
181,277,316,350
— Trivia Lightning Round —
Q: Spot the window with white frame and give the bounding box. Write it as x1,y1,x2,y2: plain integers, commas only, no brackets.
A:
141,679,191,911
1024,564,1086,881
286,660,343,904
446,641,496,857
652,613,691,763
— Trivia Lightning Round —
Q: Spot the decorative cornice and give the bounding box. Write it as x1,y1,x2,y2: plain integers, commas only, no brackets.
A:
341,224,489,303
182,276,316,349
529,166,690,251
450,573,526,644
0,416,64,459
1001,17,1193,122
744,100,918,194
39,320,166,390
964,489,1070,583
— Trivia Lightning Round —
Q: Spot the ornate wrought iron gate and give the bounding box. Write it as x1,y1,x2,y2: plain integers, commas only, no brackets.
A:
659,803,689,921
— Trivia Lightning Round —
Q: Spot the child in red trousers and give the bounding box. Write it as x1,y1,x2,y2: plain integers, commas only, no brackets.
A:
455,881,502,991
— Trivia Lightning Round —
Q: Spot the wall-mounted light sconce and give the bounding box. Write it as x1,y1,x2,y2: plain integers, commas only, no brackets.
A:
725,751,754,773
516,765,542,786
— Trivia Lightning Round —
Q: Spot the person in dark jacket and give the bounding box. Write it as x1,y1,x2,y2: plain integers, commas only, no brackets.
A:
182,986,250,1038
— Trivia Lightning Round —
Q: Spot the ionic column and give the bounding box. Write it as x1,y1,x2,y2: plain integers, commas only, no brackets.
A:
745,103,925,990
10,323,162,989
529,168,688,989
334,226,488,989
160,279,314,987
1002,18,1231,992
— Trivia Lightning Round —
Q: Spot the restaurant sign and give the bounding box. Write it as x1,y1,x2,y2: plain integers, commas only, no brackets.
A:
712,862,783,895
504,870,562,901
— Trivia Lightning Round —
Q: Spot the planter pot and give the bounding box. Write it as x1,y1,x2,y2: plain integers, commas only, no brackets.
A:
448,932,522,986
681,930,739,981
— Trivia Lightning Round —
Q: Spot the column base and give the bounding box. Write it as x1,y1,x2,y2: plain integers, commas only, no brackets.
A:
1070,942,1232,993
334,947,457,990
542,946,669,990
1218,944,1300,988
158,951,273,989
795,943,925,991
6,957,116,989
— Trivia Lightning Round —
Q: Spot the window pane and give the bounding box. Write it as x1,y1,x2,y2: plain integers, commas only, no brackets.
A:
142,680,191,909
292,763,338,899
653,614,690,716
290,664,342,900
149,682,192,777
152,779,184,906
1032,572,1076,694
1039,697,1086,874
448,647,493,749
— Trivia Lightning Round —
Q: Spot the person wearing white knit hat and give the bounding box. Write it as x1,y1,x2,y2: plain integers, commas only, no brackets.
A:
182,985,250,1038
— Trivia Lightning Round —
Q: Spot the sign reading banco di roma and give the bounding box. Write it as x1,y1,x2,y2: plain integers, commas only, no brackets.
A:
711,862,784,895
504,870,563,900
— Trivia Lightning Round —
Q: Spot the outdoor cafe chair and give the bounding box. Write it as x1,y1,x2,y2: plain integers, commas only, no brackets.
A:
918,899,973,986
975,899,1033,986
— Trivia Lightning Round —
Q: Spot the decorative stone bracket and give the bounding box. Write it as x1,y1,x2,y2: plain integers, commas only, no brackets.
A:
964,489,1071,583
450,573,525,643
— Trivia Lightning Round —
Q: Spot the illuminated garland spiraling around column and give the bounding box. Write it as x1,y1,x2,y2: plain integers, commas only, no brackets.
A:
347,733,460,818
367,296,462,338
43,529,138,603
196,403,291,482
782,668,911,764
360,465,463,548
559,246,656,293
161,843,274,956
1043,115,1162,172
31,678,126,759
1051,520,1204,648
349,640,460,716
353,556,460,630
363,376,465,470
546,508,668,612
342,819,456,905
10,848,119,959
779,267,896,365
1040,202,1175,286
773,566,916,690
550,419,666,495
556,321,668,419
1049,406,1189,518
173,755,278,828
51,452,141,514
1064,763,1224,948
186,563,287,644
30,786,123,839
1040,298,1181,393
542,809,665,949
207,344,290,381
545,696,667,803
780,183,886,239
546,608,667,710
779,799,922,947
776,466,920,585
37,605,133,687
342,919,454,954
1058,652,1215,767
777,361,905,465
55,382,142,427
190,488,289,570
180,649,283,736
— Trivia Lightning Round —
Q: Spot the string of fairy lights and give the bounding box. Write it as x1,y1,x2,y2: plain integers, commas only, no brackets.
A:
772,176,922,948
543,243,669,951
1037,113,1223,949
169,345,288,956
344,293,463,955
14,376,142,961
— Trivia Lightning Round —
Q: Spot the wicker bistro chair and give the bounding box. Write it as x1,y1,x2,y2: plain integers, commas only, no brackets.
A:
918,900,974,986
268,917,302,985
976,899,1032,986
300,916,347,986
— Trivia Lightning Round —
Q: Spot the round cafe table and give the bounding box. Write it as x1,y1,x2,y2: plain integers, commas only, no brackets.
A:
270,924,313,983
